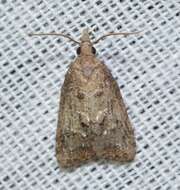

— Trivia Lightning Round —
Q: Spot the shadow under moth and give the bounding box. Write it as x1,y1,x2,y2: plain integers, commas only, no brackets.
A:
29,29,138,168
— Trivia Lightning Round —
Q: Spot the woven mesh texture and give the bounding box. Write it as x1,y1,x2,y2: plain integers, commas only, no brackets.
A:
0,0,180,189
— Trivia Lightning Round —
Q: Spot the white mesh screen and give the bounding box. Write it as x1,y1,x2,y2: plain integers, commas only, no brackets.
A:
0,0,180,189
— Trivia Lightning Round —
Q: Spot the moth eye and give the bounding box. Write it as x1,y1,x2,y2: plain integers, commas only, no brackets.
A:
76,47,81,55
77,91,85,99
92,47,96,54
94,90,103,97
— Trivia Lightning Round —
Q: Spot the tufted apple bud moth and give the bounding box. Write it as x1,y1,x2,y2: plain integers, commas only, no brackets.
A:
29,29,139,168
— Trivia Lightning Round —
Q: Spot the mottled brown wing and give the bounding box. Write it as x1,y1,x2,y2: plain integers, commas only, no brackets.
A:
56,57,136,167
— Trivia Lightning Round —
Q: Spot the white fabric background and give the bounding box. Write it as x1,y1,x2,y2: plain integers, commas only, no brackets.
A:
0,0,180,189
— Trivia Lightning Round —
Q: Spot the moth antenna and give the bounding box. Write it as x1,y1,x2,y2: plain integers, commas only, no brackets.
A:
28,32,80,44
93,31,141,44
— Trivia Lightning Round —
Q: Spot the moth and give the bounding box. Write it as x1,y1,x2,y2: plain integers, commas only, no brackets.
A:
29,29,138,167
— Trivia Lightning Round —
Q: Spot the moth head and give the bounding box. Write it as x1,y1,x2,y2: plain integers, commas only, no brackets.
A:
76,29,96,56
76,46,96,56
